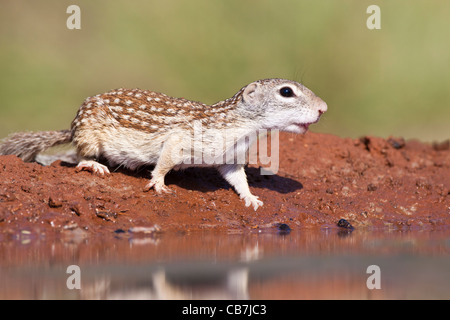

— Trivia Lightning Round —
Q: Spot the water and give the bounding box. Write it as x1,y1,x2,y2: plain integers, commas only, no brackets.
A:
1,228,449,299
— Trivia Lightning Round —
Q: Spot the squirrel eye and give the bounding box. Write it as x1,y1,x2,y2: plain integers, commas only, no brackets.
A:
279,86,295,98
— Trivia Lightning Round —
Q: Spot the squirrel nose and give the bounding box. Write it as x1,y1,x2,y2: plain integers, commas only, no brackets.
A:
316,99,327,115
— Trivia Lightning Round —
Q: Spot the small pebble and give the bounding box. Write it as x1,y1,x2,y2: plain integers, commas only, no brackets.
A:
387,137,405,149
48,196,63,208
69,202,89,216
337,219,354,229
95,210,117,222
277,223,291,234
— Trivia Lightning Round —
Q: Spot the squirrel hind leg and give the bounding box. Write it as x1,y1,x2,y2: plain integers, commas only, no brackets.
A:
75,159,110,176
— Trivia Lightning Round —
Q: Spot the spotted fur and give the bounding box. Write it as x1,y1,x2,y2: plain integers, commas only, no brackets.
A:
0,79,327,210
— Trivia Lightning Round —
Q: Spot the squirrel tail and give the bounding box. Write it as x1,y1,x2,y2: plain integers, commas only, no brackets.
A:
0,129,73,162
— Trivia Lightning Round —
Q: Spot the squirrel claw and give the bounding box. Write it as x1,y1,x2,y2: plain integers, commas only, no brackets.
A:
144,179,172,194
76,160,110,176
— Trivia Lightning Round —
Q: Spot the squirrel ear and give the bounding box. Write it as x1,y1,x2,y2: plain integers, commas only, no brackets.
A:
242,82,260,103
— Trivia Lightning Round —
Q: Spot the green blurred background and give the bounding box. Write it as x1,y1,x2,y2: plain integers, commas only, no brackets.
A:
0,0,449,141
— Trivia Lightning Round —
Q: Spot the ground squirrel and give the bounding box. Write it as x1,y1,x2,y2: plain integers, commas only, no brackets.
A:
0,78,327,210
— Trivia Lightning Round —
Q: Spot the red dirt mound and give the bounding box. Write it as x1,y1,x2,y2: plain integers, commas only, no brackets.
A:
0,132,448,238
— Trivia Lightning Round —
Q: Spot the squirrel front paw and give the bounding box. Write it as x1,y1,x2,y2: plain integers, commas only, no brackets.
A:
243,195,263,211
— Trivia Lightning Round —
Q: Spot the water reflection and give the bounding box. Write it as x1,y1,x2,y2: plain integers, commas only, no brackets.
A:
81,267,250,300
0,229,449,299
